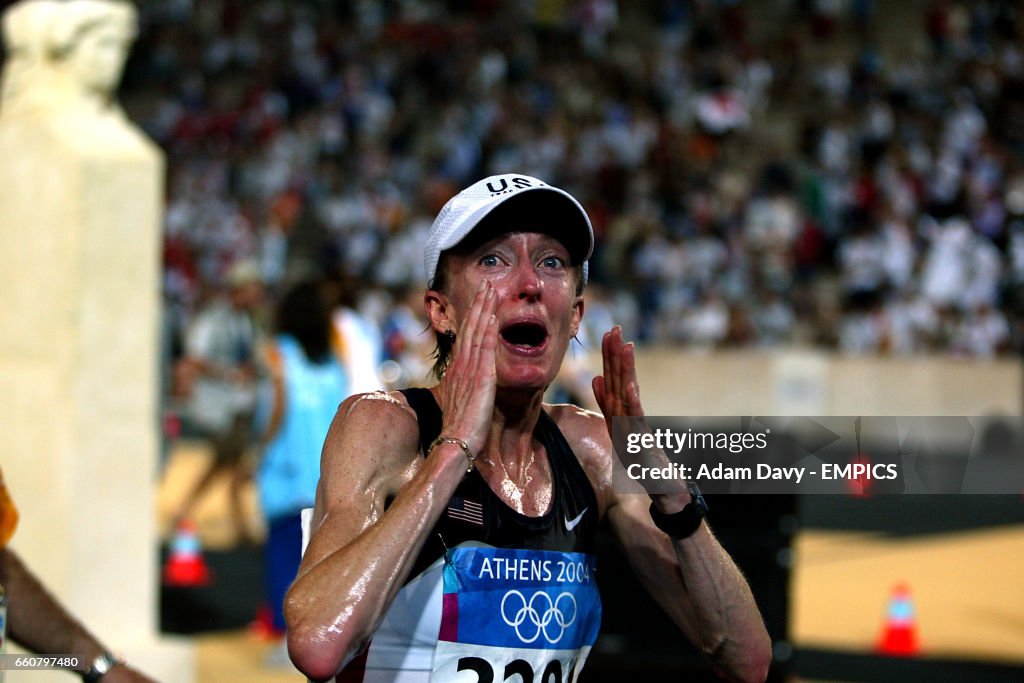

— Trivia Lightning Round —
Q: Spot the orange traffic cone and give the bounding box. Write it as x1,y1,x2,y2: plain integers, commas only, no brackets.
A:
845,453,874,498
877,583,919,656
162,519,212,586
247,603,281,641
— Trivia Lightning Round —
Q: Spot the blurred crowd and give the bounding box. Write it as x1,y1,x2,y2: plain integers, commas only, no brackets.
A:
121,0,1024,398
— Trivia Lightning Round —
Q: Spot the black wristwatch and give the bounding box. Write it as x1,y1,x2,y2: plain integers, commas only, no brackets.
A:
82,652,123,683
649,480,708,538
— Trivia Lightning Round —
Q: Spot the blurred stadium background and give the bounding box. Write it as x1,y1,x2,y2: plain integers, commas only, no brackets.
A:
5,0,1024,681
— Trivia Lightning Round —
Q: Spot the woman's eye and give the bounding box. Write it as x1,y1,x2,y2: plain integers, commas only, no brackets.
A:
480,254,499,267
541,256,564,268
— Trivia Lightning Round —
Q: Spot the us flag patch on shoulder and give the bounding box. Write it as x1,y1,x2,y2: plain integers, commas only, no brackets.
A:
447,496,484,526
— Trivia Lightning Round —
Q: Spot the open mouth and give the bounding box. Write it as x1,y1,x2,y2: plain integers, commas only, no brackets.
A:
500,321,549,351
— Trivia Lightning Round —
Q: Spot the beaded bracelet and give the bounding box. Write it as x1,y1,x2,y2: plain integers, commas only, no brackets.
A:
428,436,477,473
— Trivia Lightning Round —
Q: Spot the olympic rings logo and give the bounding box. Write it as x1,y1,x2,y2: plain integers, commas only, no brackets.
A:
500,590,577,644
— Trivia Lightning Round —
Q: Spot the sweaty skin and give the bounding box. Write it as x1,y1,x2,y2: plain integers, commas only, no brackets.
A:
285,233,771,683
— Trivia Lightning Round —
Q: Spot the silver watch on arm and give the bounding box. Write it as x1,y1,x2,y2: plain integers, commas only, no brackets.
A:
81,652,123,683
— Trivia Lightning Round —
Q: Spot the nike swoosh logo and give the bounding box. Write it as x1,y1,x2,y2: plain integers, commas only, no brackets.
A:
564,508,588,532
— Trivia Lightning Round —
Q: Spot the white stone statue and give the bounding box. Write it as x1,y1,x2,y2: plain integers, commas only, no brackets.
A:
0,3,184,678
1,0,138,126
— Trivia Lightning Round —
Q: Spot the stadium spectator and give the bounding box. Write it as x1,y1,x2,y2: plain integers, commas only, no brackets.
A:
110,0,1023,378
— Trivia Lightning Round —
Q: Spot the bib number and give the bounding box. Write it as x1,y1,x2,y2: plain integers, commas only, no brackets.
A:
430,546,600,683
457,655,577,683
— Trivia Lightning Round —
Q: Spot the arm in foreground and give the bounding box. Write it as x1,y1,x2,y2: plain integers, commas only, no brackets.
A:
593,327,772,683
606,493,771,683
0,547,156,683
283,394,469,681
287,280,501,681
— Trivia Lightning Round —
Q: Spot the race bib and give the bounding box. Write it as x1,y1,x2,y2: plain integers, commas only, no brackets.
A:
431,546,601,683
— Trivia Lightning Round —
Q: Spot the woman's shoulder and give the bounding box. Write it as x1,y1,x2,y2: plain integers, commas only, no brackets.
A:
545,402,607,437
545,403,615,501
340,390,419,423
317,391,427,514
331,390,422,447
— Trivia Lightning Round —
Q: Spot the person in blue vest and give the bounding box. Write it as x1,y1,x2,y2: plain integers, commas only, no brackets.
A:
285,174,771,683
256,279,349,641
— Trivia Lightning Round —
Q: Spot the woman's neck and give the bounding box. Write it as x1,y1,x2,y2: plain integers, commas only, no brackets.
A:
482,389,545,472
477,388,552,516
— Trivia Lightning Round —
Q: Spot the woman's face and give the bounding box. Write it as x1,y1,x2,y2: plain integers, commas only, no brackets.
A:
429,231,584,392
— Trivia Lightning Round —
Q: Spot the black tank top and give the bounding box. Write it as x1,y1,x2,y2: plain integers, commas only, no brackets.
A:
399,388,600,580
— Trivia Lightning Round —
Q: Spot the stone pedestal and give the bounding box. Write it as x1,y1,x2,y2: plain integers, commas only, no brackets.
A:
0,81,193,683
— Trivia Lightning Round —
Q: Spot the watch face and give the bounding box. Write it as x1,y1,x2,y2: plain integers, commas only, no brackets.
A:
95,653,119,674
686,480,708,515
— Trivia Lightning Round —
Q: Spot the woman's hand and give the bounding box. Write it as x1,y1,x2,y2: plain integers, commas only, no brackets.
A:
592,325,644,431
594,326,674,495
434,280,499,455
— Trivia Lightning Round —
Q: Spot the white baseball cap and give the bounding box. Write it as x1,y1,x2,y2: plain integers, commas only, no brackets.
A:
424,173,594,286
